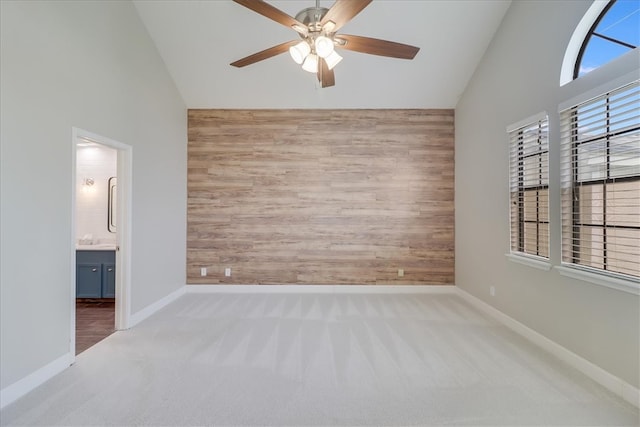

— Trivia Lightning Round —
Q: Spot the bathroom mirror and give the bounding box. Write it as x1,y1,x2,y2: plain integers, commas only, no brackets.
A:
108,176,117,233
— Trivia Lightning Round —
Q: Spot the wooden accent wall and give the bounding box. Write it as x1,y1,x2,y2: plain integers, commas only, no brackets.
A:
187,109,454,285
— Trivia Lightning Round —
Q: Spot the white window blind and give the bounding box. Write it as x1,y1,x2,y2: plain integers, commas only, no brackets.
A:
509,115,549,258
560,80,640,280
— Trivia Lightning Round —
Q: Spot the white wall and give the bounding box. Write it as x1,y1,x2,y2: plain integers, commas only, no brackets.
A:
76,144,117,244
0,0,186,392
456,0,639,388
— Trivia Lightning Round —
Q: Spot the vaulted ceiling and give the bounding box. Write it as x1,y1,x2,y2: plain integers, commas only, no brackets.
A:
134,0,511,109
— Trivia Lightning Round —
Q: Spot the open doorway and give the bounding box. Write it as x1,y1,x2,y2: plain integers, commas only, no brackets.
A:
75,141,116,354
71,128,131,359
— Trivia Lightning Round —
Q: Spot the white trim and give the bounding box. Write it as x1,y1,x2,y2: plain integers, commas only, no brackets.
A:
559,71,640,111
186,284,457,294
70,132,78,363
74,128,131,151
555,265,640,296
128,286,187,327
559,0,608,86
115,146,133,329
0,352,71,409
505,253,552,271
456,287,640,408
505,111,548,133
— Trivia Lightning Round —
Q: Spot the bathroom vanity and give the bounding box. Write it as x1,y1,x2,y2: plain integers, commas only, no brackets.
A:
76,248,115,298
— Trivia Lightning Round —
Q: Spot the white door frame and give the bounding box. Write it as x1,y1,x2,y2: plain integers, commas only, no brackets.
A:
70,127,132,361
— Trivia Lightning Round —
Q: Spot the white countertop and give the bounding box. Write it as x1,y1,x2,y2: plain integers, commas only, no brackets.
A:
76,244,116,251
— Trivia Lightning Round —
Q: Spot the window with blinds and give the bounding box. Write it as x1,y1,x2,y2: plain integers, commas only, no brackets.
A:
560,80,640,280
509,115,549,259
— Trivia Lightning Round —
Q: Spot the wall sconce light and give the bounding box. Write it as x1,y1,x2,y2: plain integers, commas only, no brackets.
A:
83,178,95,186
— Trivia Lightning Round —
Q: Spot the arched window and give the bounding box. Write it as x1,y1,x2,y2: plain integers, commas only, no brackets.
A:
574,0,639,79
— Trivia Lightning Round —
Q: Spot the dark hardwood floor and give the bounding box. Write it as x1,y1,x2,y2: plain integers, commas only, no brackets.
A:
76,299,115,355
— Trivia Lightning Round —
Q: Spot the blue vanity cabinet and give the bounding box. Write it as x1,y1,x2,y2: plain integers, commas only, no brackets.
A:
103,263,116,298
76,263,102,297
76,250,115,298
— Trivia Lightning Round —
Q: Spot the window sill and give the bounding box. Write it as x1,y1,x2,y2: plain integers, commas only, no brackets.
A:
555,265,640,296
505,253,552,271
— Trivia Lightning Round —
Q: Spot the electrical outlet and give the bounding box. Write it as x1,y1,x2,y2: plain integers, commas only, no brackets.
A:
490,286,496,297
398,269,404,277
225,267,231,277
200,267,207,277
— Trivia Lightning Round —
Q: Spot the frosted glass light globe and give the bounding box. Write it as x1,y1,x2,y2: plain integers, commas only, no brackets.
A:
302,54,319,73
314,36,334,58
289,41,311,64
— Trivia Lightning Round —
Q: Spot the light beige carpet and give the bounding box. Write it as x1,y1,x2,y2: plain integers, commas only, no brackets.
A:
1,292,638,426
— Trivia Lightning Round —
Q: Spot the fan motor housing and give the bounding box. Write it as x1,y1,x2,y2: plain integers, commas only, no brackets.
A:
295,7,329,32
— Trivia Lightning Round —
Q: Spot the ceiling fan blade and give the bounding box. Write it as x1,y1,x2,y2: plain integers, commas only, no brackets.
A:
335,34,419,59
320,0,372,32
233,0,307,35
318,58,335,88
230,40,298,67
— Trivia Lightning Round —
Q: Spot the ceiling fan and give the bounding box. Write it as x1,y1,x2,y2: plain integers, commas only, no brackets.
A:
230,0,420,88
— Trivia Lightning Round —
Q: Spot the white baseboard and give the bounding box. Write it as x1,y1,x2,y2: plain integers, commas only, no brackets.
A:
128,286,186,327
1,286,186,410
186,284,457,294
456,287,640,408
0,352,71,410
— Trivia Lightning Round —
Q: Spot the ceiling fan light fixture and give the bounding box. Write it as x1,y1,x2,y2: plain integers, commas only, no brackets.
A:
289,41,311,64
314,36,334,58
324,50,343,70
230,0,420,89
301,53,319,73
